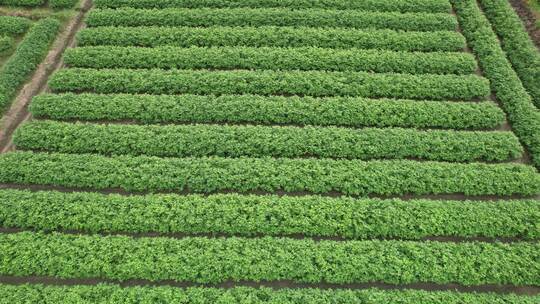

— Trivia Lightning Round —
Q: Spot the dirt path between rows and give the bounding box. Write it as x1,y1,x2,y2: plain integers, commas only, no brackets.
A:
0,0,92,153
510,0,540,47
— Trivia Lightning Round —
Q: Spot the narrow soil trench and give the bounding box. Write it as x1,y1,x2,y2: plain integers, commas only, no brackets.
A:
0,182,536,201
0,275,538,295
509,0,540,48
0,226,532,244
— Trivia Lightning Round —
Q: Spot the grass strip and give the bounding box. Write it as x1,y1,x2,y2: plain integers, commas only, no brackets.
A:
0,231,538,285
49,0,79,9
451,0,540,168
63,46,477,75
14,120,523,162
478,0,540,109
1,189,538,239
1,284,538,304
0,151,538,195
85,8,458,32
0,16,31,36
92,0,452,13
0,18,60,112
30,93,506,130
76,26,466,52
48,68,490,100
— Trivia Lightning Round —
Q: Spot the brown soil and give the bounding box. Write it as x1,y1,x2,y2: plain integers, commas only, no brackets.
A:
0,10,40,20
509,0,540,47
0,0,92,153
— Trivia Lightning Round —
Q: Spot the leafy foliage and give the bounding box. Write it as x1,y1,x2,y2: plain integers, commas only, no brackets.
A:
451,0,540,168
63,46,477,75
2,0,539,297
14,120,523,162
0,284,539,304
86,8,458,31
0,16,31,36
1,231,538,285
30,93,506,129
1,189,538,239
478,0,540,109
48,68,490,100
0,0,44,7
0,18,60,112
4,284,540,304
0,151,538,195
0,36,14,54
76,26,466,52
92,0,452,13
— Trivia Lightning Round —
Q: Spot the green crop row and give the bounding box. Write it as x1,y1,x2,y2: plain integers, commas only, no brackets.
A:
1,284,539,304
92,0,452,13
48,68,490,100
1,231,539,285
63,46,477,75
451,0,540,168
0,0,76,8
0,18,60,112
86,8,457,32
14,120,523,162
0,0,44,7
478,0,540,109
0,151,539,195
0,36,13,54
76,26,466,52
0,16,31,36
1,189,539,239
30,93,506,130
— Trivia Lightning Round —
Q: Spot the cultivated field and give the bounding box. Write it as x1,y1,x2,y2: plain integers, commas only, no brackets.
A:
0,15,58,113
0,0,539,302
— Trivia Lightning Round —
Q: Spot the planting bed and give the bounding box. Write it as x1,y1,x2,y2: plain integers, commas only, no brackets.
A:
0,16,59,113
0,0,539,302
0,0,86,120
